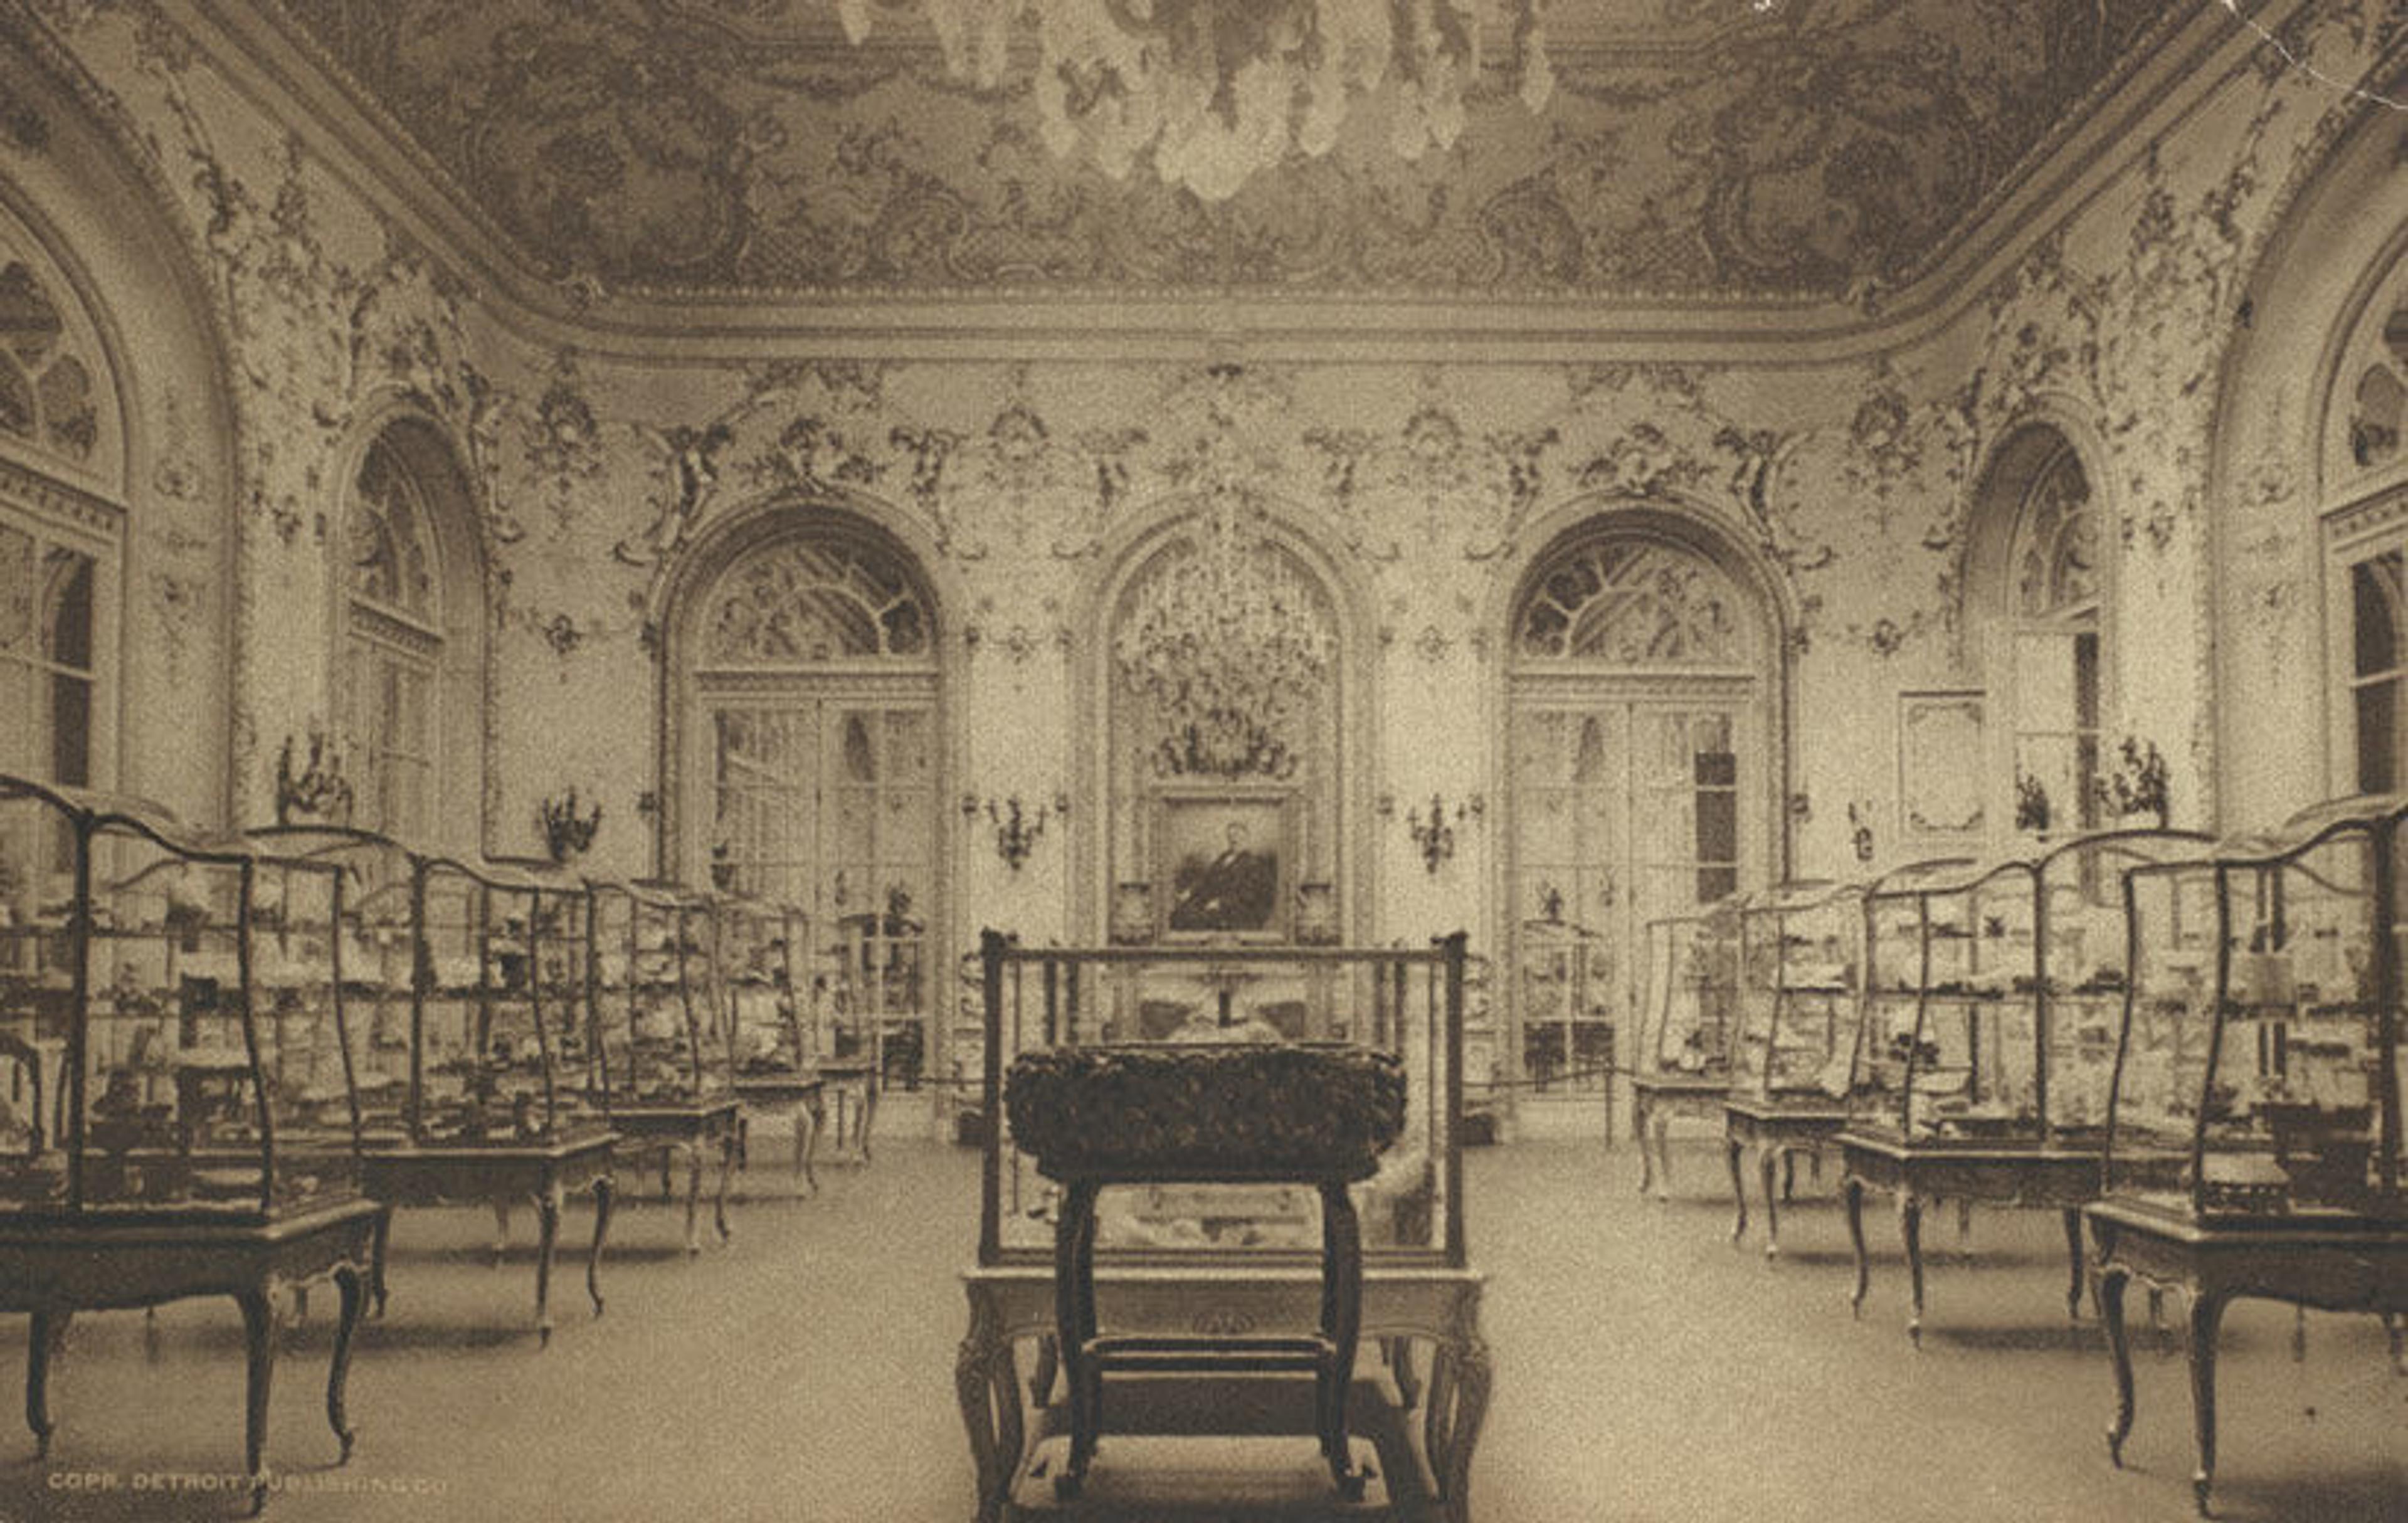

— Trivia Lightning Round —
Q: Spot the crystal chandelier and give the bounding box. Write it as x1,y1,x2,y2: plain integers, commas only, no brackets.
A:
1114,481,1335,779
832,0,1555,203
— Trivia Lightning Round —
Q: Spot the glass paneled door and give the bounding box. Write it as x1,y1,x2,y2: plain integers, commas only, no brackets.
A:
702,695,936,1089
1511,698,1750,1100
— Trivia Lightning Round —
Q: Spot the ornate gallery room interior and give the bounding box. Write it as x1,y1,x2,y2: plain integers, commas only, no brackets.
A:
4,0,2408,1519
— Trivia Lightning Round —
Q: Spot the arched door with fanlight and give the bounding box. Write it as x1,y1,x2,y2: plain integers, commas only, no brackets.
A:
677,521,942,1092
1506,525,1776,1109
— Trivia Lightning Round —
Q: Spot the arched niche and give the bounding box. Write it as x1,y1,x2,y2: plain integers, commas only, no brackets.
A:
658,496,951,1092
1494,503,1784,1102
1080,495,1372,954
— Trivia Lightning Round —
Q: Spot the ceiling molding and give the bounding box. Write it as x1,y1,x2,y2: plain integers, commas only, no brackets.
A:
161,0,2268,367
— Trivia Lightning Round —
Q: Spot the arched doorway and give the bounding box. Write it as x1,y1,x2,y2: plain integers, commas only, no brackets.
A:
1504,517,1779,1109
670,510,944,1091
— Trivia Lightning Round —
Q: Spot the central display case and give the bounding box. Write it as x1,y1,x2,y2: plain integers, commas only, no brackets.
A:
956,932,1487,1523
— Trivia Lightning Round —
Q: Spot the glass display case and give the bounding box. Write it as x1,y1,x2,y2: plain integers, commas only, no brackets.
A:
588,876,709,1110
2089,797,2408,1515
718,895,805,1079
974,934,1469,1268
0,777,384,1502
0,776,366,1216
1629,900,1740,1196
1728,880,1864,1106
245,825,420,1149
410,855,591,1146
2106,801,2406,1221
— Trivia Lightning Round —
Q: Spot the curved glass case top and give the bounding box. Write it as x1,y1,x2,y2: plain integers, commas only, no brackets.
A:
2107,798,2408,1221
1728,880,1864,1105
1635,900,1741,1083
0,776,366,1218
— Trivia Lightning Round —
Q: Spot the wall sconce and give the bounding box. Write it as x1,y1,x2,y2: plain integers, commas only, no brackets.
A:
539,788,603,865
273,726,353,826
963,792,1068,872
1379,792,1484,875
1847,799,1877,864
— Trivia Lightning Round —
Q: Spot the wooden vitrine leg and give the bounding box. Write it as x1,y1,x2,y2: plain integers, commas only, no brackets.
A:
1319,1181,1366,1499
236,1287,277,1515
1387,1335,1422,1410
1844,1178,1869,1317
1635,1096,1657,1198
714,1129,736,1243
587,1175,615,1317
1898,1193,1926,1347
2099,1265,2135,1467
2186,1291,2227,1517
1759,1145,1783,1258
370,1207,393,1318
796,1097,821,1194
1055,1179,1102,1499
1726,1136,1748,1245
2062,1209,2086,1320
533,1179,563,1347
327,1264,366,1462
24,1310,62,1458
955,1288,1020,1523
684,1144,705,1255
490,1199,511,1265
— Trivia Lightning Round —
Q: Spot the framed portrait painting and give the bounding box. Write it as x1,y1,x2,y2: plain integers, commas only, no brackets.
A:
1154,789,1292,941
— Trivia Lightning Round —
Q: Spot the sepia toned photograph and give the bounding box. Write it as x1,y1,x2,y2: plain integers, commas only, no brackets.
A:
0,1,2404,1520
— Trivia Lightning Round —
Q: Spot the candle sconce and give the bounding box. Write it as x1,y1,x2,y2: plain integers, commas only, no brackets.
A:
963,792,1068,872
1847,799,1877,864
273,726,353,827
540,788,603,864
1380,792,1484,875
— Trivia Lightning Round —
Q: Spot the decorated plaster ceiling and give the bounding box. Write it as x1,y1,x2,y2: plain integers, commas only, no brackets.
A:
261,0,2179,301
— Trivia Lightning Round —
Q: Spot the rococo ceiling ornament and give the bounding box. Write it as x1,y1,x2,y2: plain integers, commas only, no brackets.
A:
830,0,1555,203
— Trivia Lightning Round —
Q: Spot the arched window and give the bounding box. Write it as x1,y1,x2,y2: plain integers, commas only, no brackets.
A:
2001,436,2102,836
2324,261,2408,793
1506,521,1771,1102
338,421,482,848
0,251,114,798
682,520,941,1089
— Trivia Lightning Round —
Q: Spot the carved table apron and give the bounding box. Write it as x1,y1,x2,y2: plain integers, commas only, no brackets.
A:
1837,1130,2103,1344
2085,1199,2408,1517
958,1261,1489,1523
1722,1098,1849,1257
358,1131,620,1345
606,1101,742,1253
0,1196,389,1515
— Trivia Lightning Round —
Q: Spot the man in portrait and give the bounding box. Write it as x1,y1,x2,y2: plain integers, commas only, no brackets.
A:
1168,819,1277,932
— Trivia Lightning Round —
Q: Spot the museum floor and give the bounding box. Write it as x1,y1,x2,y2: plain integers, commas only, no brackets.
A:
1,1112,2402,1523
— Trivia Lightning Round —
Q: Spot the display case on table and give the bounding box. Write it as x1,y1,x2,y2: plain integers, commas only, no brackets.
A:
956,932,1489,1523
588,879,738,1251
0,776,385,1512
1837,833,2204,1341
717,894,823,1188
1722,879,1864,1254
1630,900,1741,1198
2091,797,2408,1515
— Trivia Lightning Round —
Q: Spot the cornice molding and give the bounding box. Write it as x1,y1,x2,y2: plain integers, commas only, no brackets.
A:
162,0,2271,367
